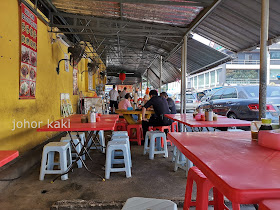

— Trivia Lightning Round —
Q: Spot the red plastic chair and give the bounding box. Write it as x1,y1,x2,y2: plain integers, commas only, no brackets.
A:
118,118,127,123
151,126,172,147
127,124,143,145
114,122,127,131
171,121,178,132
184,166,231,210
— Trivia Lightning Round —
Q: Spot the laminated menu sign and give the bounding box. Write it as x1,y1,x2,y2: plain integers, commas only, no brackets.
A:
19,3,37,99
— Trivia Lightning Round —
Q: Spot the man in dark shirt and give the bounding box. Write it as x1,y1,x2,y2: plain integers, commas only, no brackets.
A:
160,92,176,114
142,90,172,138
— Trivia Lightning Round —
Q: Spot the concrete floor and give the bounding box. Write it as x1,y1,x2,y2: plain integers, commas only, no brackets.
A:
0,132,256,210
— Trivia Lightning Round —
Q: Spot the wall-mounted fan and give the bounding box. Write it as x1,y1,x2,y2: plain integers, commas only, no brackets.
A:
56,43,85,74
87,61,99,75
99,71,106,80
68,43,85,67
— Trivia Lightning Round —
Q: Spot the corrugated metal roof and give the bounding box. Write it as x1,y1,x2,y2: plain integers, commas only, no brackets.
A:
37,0,232,86
52,0,205,27
168,38,231,75
194,0,280,52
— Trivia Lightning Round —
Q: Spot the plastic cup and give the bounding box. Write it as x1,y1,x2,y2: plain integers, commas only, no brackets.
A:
96,117,101,122
250,121,262,141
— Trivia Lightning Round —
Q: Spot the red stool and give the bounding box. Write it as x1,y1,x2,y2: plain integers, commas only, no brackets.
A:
151,126,172,147
259,199,280,210
114,122,127,131
171,121,178,132
184,166,230,210
127,124,143,145
118,118,127,123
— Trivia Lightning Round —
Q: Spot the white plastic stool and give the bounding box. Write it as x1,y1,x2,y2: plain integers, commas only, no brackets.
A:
66,132,86,160
87,130,106,153
105,141,131,179
39,142,72,181
174,150,193,176
112,131,128,137
111,136,132,167
61,137,83,168
122,197,178,210
172,146,177,162
144,131,168,160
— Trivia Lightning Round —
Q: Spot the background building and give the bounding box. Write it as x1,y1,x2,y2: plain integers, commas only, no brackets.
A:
188,43,280,91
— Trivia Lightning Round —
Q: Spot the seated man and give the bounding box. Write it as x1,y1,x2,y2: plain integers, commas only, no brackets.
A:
160,92,176,114
142,90,173,138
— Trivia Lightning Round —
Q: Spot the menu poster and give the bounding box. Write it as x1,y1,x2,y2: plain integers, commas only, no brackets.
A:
73,68,78,95
19,3,37,99
117,85,133,93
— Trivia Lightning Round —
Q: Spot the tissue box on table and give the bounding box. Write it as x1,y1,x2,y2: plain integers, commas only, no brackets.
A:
258,129,280,150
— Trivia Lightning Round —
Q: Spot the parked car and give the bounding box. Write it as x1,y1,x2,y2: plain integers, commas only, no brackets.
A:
197,85,280,123
174,92,198,112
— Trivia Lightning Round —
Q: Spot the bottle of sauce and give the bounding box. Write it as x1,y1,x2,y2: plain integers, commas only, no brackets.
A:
259,118,272,131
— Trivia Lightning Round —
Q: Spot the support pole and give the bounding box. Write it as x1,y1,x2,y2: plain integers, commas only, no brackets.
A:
141,77,143,98
180,35,187,132
147,69,149,89
259,0,269,120
182,35,187,115
159,56,163,93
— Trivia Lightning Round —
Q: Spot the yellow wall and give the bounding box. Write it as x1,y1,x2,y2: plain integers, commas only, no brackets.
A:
0,1,87,153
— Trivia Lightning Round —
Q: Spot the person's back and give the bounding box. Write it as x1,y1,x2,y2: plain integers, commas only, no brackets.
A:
167,97,176,114
118,98,132,109
145,96,170,117
109,88,118,101
120,87,127,98
109,85,118,113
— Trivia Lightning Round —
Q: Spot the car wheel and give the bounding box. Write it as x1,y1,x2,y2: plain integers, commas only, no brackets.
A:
227,113,238,130
228,113,237,119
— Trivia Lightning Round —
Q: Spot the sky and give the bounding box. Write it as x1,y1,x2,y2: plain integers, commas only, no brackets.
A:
192,33,211,45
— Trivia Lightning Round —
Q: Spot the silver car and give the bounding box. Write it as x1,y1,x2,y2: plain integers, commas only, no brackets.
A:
174,92,198,112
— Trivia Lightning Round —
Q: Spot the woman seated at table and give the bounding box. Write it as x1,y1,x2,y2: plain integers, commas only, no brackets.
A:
118,93,133,109
118,93,138,121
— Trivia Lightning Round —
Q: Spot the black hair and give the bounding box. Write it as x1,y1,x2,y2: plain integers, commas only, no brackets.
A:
125,93,131,99
161,92,168,97
149,90,158,97
124,87,127,90
113,85,116,89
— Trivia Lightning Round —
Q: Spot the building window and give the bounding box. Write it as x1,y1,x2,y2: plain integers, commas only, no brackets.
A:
194,76,197,89
270,52,280,59
190,78,193,88
216,69,222,84
210,71,215,86
270,69,280,80
245,54,253,60
205,73,209,86
226,69,259,84
198,74,204,89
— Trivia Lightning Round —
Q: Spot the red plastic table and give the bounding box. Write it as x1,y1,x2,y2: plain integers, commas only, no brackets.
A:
0,150,19,168
165,113,251,130
259,199,280,210
37,114,118,132
167,131,280,208
37,114,118,180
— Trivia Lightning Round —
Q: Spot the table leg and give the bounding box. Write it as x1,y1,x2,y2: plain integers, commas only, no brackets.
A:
52,131,105,182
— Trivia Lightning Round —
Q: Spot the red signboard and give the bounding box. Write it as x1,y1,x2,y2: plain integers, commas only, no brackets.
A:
19,3,37,99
